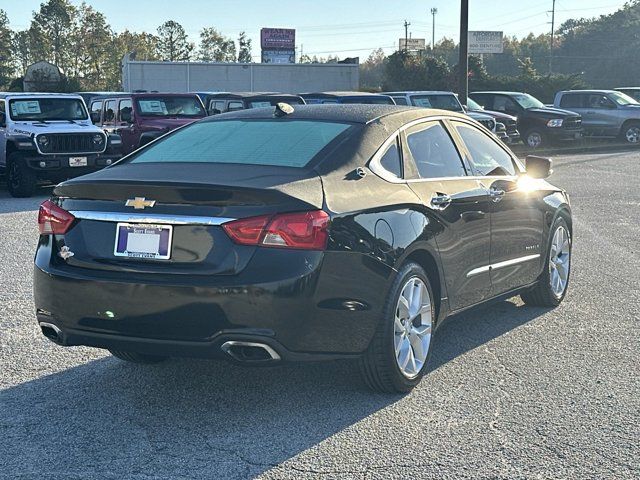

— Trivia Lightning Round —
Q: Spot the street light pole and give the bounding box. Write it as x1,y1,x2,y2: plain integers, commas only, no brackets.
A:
458,0,469,101
431,8,438,52
404,19,411,53
549,0,556,74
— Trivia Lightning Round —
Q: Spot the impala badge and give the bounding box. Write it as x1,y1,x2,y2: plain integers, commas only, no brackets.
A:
125,197,156,210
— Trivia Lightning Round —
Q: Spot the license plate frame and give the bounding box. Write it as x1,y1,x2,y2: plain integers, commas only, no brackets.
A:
114,223,173,260
69,156,88,167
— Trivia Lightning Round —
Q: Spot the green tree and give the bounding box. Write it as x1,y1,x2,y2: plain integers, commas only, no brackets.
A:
198,27,236,62
237,31,252,62
12,31,31,76
28,0,77,71
72,3,113,89
383,51,450,90
360,48,386,90
0,9,12,87
157,21,193,61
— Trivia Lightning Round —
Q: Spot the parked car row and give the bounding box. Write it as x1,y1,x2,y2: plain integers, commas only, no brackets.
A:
2,86,639,197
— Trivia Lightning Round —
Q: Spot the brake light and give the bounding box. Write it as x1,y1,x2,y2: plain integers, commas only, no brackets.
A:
223,211,330,250
38,200,75,235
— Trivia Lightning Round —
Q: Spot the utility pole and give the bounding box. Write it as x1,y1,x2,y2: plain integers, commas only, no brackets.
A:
458,0,469,102
431,8,438,52
404,19,411,53
549,0,556,74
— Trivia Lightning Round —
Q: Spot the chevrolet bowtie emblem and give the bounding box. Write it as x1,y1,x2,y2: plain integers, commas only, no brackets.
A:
125,197,156,209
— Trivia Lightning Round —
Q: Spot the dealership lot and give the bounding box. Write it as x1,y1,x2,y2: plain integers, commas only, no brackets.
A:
0,150,638,479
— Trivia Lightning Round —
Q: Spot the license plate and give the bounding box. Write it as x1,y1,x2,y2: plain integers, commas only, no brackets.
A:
69,156,88,167
114,223,173,260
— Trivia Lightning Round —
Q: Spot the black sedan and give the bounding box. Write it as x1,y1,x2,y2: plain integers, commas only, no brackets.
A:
34,104,572,393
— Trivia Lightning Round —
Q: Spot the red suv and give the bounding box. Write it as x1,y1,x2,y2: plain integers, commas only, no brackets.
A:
88,93,207,155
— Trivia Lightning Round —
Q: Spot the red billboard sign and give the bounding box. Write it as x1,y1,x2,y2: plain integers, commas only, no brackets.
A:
261,28,296,50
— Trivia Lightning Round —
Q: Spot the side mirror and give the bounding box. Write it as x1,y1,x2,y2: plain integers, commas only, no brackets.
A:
90,112,101,124
0,111,6,128
525,155,552,179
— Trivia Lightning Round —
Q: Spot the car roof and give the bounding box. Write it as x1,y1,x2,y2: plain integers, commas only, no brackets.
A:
383,91,455,96
615,87,640,90
200,103,468,125
87,92,201,100
559,89,619,94
300,91,391,98
470,91,526,96
207,92,302,99
0,92,83,99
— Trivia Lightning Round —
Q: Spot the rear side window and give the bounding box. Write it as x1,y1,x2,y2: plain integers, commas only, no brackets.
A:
130,120,352,168
379,140,403,178
405,122,466,178
118,99,133,123
392,97,408,105
103,100,116,124
209,101,225,114
227,101,244,112
559,94,585,109
455,123,516,176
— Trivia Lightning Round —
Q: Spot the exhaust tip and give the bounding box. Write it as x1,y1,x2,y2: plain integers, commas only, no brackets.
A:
221,341,281,362
39,322,63,344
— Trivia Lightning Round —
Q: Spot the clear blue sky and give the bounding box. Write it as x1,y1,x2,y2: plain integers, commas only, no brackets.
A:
4,0,625,61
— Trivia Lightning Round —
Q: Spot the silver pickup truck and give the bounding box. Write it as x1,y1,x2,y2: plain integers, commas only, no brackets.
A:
554,90,640,144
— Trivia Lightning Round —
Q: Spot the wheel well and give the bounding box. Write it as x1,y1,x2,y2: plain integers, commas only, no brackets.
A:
6,141,17,158
557,207,572,234
404,249,442,319
620,119,640,133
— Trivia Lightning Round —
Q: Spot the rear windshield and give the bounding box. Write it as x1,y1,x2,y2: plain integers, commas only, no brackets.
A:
135,96,205,118
8,98,88,121
411,95,463,112
129,119,352,168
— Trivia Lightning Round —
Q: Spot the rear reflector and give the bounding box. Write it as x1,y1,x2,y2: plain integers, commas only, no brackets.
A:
38,200,75,235
223,210,330,250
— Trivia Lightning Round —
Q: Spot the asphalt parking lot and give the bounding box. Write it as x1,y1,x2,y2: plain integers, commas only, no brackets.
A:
0,149,638,479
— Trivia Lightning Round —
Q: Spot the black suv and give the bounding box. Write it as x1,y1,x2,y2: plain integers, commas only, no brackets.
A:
470,91,582,148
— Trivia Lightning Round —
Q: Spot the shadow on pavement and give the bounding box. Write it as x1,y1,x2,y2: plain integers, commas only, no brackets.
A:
0,185,53,214
0,299,546,478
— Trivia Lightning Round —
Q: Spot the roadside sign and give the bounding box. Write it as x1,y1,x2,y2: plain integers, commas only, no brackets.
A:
399,38,426,51
468,31,503,54
261,28,296,50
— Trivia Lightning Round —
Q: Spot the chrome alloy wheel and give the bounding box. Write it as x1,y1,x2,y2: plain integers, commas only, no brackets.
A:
549,225,571,298
625,126,640,143
394,277,432,379
527,132,543,148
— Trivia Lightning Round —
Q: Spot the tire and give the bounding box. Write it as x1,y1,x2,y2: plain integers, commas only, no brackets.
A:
620,122,640,144
109,350,168,364
523,129,547,149
359,262,435,393
521,217,571,307
7,152,37,198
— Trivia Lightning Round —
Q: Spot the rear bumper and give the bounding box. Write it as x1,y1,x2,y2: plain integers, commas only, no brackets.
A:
33,244,394,359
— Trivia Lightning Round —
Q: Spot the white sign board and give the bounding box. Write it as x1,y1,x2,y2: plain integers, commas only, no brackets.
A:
399,38,426,51
468,31,504,54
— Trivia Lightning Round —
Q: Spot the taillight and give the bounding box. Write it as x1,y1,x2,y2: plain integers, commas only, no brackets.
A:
223,210,330,250
38,200,75,235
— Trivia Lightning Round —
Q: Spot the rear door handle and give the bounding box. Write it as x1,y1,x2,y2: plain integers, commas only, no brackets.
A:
489,187,505,202
430,193,452,210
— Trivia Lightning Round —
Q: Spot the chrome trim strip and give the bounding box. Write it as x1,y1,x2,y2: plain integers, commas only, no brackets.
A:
69,211,235,226
467,253,541,277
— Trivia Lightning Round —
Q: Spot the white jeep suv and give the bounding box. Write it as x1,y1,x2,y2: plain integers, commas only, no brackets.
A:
0,93,122,197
